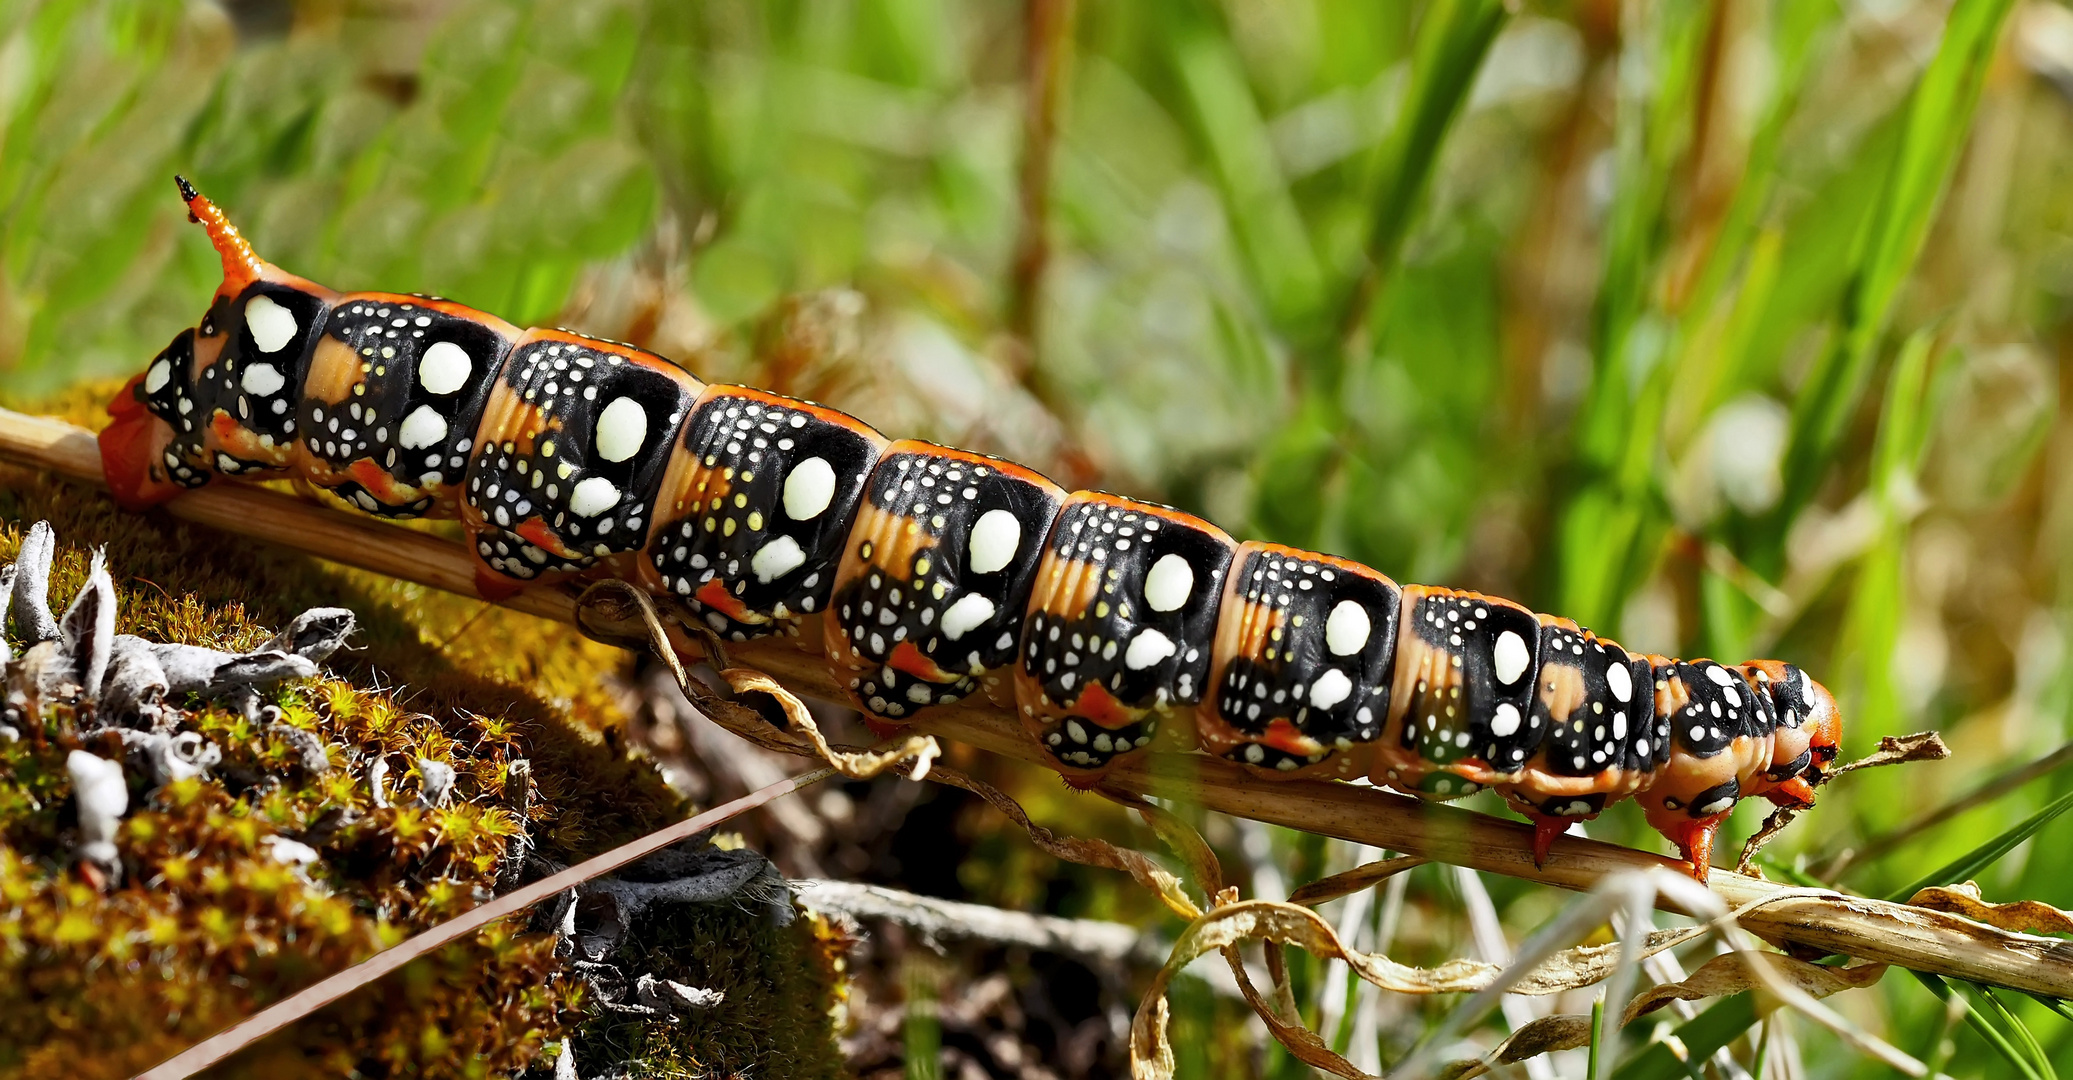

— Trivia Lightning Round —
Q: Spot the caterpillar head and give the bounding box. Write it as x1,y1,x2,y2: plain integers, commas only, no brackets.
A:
1741,659,1843,802
101,177,332,509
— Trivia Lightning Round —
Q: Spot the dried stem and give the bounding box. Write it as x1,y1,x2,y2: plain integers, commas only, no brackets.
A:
797,879,1170,968
1005,0,1077,366
5,407,2070,999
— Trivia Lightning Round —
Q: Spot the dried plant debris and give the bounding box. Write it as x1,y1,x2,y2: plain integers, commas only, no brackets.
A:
0,517,846,1080
3,520,354,738
1907,881,2073,936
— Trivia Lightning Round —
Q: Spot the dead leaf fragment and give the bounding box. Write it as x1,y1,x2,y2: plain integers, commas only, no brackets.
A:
1909,881,2073,936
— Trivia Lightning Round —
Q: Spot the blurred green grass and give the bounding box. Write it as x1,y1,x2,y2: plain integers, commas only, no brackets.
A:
6,0,2073,1075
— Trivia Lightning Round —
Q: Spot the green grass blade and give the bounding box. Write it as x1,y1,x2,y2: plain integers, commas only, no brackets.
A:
1913,972,2056,1080
1610,993,1757,1080
1170,27,1326,332
1775,0,2018,515
1887,788,2073,902
1333,0,1509,355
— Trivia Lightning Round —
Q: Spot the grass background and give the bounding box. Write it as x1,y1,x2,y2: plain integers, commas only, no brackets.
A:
5,0,2073,1075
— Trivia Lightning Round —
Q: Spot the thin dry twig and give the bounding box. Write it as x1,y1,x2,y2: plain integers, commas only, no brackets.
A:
134,765,835,1080
4,407,2069,999
796,879,1172,967
1824,736,2066,877
1737,732,1949,876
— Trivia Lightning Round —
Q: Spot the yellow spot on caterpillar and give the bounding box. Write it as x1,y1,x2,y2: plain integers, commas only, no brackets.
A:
724,518,736,537
915,557,930,576
1095,601,1109,618
734,493,748,508
747,511,763,530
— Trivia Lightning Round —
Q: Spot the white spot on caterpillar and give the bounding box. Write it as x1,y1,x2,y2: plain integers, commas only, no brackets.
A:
1325,599,1369,656
783,456,836,521
1606,661,1632,702
418,340,472,394
245,295,298,353
1493,630,1530,685
750,535,806,582
1705,664,1735,686
397,405,447,449
240,362,285,397
570,476,620,517
1309,668,1352,710
594,396,648,462
144,358,171,394
1490,702,1521,737
967,508,1021,574
395,402,449,447
1124,628,1176,670
1143,554,1193,612
940,593,996,641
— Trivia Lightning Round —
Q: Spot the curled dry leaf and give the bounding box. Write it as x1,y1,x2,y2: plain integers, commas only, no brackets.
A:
1099,787,1228,900
929,763,1205,921
1909,881,2073,936
1287,854,1429,907
1436,954,1888,1080
1128,898,1703,1079
1438,1015,1592,1080
722,667,939,781
1219,944,1376,1079
574,578,943,782
1833,731,1951,776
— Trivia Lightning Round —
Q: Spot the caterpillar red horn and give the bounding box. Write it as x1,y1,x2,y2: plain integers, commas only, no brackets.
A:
102,178,1845,881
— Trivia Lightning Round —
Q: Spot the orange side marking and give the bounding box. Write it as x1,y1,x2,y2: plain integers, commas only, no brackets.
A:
695,578,764,624
887,640,956,683
1061,680,1136,730
515,518,568,558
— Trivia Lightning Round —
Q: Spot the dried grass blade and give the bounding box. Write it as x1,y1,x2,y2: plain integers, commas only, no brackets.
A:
1289,855,1430,907
1908,883,2073,936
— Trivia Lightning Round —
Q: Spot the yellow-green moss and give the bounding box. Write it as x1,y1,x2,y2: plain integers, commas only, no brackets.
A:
0,393,844,1077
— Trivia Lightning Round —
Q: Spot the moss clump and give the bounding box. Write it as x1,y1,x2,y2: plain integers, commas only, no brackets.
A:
0,391,845,1077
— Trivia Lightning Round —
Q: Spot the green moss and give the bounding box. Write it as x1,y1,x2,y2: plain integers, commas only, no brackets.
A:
0,403,844,1077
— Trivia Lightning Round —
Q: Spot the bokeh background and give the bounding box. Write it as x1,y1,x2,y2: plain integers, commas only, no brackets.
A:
5,0,2073,1075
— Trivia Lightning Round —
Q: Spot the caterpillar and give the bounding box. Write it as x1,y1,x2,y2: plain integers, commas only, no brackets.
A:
99,178,1842,881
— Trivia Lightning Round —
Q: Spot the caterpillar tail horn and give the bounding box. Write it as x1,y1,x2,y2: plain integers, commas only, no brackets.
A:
175,175,266,303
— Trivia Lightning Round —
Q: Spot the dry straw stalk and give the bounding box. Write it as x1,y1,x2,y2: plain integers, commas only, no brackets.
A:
4,405,2068,999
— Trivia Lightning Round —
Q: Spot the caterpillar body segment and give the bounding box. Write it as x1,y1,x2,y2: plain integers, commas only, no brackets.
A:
638,385,888,640
1197,542,1402,781
1014,493,1237,783
103,180,1848,880
826,443,1065,727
